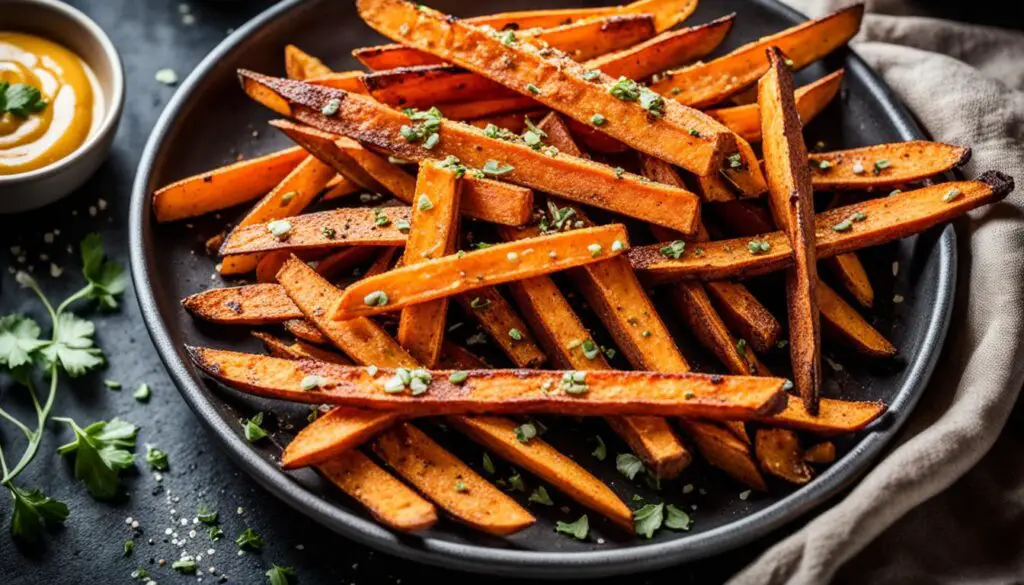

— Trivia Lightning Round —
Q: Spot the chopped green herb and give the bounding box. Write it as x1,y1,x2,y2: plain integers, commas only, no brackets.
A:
455,480,468,492
373,208,391,227
592,436,607,461
638,88,665,117
747,240,771,255
590,113,607,126
616,453,645,480
659,240,685,259
587,243,603,257
514,422,538,443
55,417,138,500
321,98,341,116
736,338,747,358
145,444,169,471
688,128,701,137
449,371,469,384
0,82,48,117
208,526,224,541
582,70,601,81
266,564,298,585
438,155,467,177
817,160,833,171
363,290,389,307
942,188,961,202
322,226,337,239
9,486,68,543
727,152,743,169
482,160,515,176
417,194,434,211
634,503,664,539
611,240,624,253
172,556,197,574
613,167,625,179
508,471,526,492
508,328,524,341
104,379,121,390
423,132,440,150
469,296,491,309
832,218,853,232
581,339,600,360
300,374,326,391
133,383,151,402
526,83,541,95
124,539,134,556
243,412,268,443
873,159,891,174
235,527,264,551
559,371,588,394
608,77,641,101
555,515,589,540
500,30,517,46
529,486,554,506
198,504,218,525
482,452,496,474
395,219,411,233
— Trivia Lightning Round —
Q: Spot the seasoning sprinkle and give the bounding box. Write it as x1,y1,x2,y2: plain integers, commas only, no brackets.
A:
508,328,524,341
659,240,685,259
747,240,771,255
321,98,341,116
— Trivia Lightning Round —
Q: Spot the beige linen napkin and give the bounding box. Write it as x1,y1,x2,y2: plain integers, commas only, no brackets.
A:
730,2,1024,583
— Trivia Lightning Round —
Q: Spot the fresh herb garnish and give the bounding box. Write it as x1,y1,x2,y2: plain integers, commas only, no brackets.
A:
55,417,138,500
266,565,298,585
172,556,198,574
514,422,538,443
592,436,607,461
664,504,692,531
555,515,589,540
659,240,685,259
243,412,268,443
615,453,645,480
198,504,219,525
747,240,771,255
481,160,515,176
482,453,496,475
133,383,151,402
0,81,48,117
633,503,664,538
236,527,264,551
9,486,69,543
608,77,641,101
529,486,554,506
144,444,169,471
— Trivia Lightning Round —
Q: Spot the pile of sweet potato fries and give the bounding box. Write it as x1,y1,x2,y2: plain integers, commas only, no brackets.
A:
154,0,1013,538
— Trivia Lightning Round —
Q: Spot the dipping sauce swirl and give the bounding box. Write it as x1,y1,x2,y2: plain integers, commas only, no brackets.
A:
0,32,102,175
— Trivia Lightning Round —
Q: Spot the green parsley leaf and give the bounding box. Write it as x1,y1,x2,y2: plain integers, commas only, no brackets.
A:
664,504,692,531
9,485,69,543
104,379,121,390
508,471,526,492
616,453,645,480
133,383,151,402
56,417,138,500
236,527,264,550
145,444,169,471
528,486,554,506
634,503,664,538
608,77,641,101
482,452,496,475
555,514,589,540
80,233,127,310
0,314,46,369
638,88,665,117
244,412,268,443
592,436,607,461
582,70,601,81
266,564,298,585
481,160,515,176
514,422,538,443
659,240,685,259
40,312,104,377
172,556,197,574
2,82,48,117
131,568,149,581
124,539,135,556
198,504,218,525
208,526,225,541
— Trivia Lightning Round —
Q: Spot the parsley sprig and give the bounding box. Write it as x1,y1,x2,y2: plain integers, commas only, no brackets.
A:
0,234,125,542
0,81,48,117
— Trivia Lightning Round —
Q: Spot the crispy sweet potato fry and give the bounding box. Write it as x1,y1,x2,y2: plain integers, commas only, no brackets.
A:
284,318,329,345
276,122,533,227
352,44,445,70
437,96,539,121
188,347,788,418
219,155,337,275
450,416,633,530
650,4,864,108
318,451,438,531
804,441,837,464
182,284,300,325
256,251,294,284
332,225,630,319
678,420,766,491
242,74,702,233
706,70,844,143
397,163,462,367
627,176,1014,282
153,146,307,222
584,14,735,81
468,0,696,33
754,428,813,484
465,111,542,134
362,66,516,108
759,397,885,433
306,71,370,93
285,45,333,80
454,288,547,368
760,47,822,413
825,252,874,308
252,331,350,364
374,423,535,536
818,283,897,357
355,0,732,176
314,247,377,280
809,141,972,190
219,207,410,257
705,281,782,352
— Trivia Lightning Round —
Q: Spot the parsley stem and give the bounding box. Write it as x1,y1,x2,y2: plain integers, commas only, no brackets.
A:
18,275,57,323
54,285,94,317
0,407,32,440
0,443,9,478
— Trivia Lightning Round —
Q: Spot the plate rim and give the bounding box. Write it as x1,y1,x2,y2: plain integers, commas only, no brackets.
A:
128,0,956,578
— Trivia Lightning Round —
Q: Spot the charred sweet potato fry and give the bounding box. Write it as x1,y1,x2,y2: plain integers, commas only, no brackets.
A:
219,155,337,275
760,47,822,413
679,420,767,491
707,70,844,143
396,163,462,367
759,397,885,433
242,74,702,233
284,318,329,345
825,252,874,308
450,416,633,530
152,146,307,222
651,4,864,108
627,175,1014,282
584,14,735,81
809,141,972,190
252,331,350,365
284,44,333,80
188,347,789,419
373,423,535,536
705,281,782,353
818,283,897,357
362,65,517,108
471,0,696,34
804,441,837,464
182,284,300,325
307,71,368,93
754,428,813,484
332,225,630,320
219,207,410,257
318,450,438,532
314,247,377,280
453,288,547,369
355,0,732,176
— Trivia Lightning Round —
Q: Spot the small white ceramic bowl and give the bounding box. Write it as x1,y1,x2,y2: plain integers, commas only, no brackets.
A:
0,0,125,213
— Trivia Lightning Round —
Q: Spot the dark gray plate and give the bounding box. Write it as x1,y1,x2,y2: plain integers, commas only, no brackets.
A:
129,0,955,578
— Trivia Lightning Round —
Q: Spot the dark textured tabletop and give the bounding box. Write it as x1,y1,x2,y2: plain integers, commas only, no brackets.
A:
1,1,1005,584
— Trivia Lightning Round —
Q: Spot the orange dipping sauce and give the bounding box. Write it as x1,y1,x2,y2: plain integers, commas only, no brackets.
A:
0,32,103,175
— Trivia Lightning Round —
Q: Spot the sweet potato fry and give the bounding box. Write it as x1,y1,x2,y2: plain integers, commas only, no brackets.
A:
651,4,864,108
332,225,630,320
306,71,369,93
152,146,307,222
706,69,844,143
465,111,542,134
466,0,697,33
317,450,438,531
754,428,813,484
284,318,329,345
825,252,874,308
760,47,822,413
705,281,782,352
182,284,300,325
397,163,462,367
627,176,1014,282
355,0,732,176
354,13,657,70
314,247,377,280
188,347,789,418
437,96,539,121
285,44,333,80
804,441,837,464
809,142,972,190
454,288,546,368
562,118,629,154
818,283,897,357
242,74,702,233
373,423,535,536
322,175,363,202
759,397,885,433
256,251,294,284
331,138,416,199
450,416,633,530
219,155,337,275
219,207,410,257
252,331,350,365
584,14,735,81
361,66,516,108
678,420,766,491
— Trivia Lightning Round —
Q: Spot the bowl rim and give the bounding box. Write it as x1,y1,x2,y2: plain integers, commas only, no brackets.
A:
0,0,126,185
129,0,957,578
